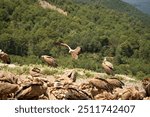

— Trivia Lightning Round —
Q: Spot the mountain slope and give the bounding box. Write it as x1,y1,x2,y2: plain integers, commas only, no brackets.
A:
74,0,150,26
0,0,150,78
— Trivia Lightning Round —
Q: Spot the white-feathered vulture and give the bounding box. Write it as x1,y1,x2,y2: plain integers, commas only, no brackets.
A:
102,57,114,75
0,50,11,64
57,42,81,59
41,55,58,67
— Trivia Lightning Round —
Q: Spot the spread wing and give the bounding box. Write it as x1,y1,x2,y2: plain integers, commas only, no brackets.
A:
74,47,81,54
71,47,81,59
54,42,71,50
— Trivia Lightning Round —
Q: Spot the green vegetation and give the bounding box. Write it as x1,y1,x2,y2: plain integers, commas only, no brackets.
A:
42,67,60,75
0,65,30,75
0,0,150,79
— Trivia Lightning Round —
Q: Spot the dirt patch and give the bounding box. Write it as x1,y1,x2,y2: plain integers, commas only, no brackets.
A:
39,0,67,16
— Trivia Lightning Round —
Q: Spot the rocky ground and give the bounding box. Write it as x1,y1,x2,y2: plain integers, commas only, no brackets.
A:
0,63,149,100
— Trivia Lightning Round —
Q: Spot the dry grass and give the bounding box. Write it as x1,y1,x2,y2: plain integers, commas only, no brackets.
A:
0,63,137,82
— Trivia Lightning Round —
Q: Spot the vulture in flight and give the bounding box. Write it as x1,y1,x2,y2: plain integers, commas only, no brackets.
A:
41,55,58,67
0,49,11,64
55,42,81,59
102,57,114,75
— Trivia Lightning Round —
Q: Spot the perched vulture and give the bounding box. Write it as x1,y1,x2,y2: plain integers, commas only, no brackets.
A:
55,42,81,59
61,70,77,82
88,77,113,93
0,82,19,99
64,87,91,100
15,79,47,100
41,55,58,67
29,67,42,77
102,57,114,75
0,50,11,64
142,78,150,85
145,84,150,97
0,72,18,84
142,78,150,96
0,71,19,99
106,78,124,89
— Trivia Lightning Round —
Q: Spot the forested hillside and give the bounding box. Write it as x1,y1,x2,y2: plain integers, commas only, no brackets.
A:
0,0,150,79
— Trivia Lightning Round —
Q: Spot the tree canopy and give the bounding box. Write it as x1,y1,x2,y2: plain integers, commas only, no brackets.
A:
0,0,150,78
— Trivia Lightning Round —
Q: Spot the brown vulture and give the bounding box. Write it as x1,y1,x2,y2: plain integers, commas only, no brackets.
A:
41,55,58,67
102,57,114,75
0,50,11,64
55,42,81,59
